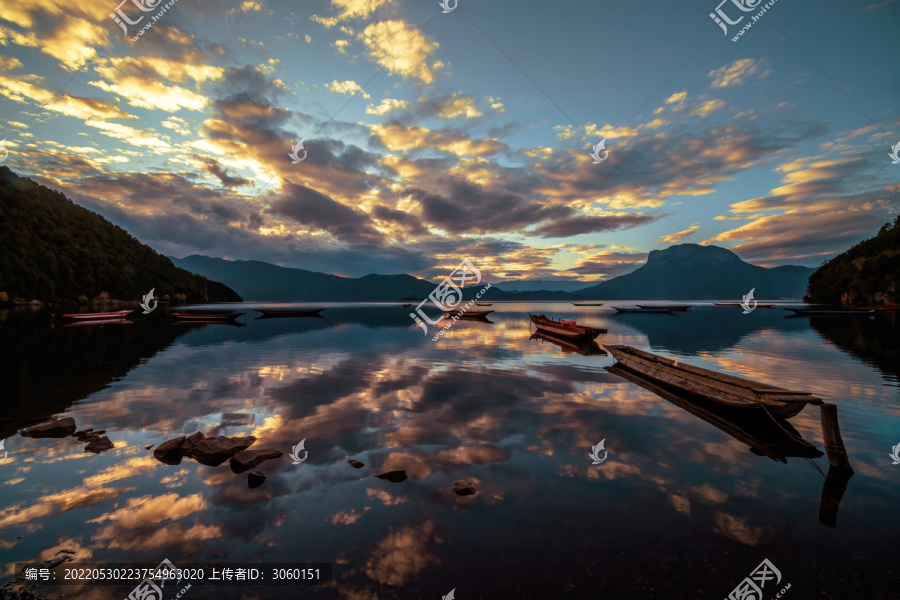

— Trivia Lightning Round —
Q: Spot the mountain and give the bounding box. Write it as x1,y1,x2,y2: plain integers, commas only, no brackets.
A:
170,255,438,301
493,279,590,293
571,244,814,300
0,167,241,303
805,216,900,305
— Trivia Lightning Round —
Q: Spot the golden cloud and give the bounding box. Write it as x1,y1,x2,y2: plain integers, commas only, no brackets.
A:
708,58,770,88
359,20,441,84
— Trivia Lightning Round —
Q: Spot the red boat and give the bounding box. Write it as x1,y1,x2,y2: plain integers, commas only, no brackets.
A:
529,314,606,339
63,310,133,320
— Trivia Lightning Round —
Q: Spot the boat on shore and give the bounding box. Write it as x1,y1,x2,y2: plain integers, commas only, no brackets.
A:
529,314,607,339
172,312,245,321
571,302,604,306
62,309,133,321
602,344,822,418
783,308,875,316
635,304,692,311
255,308,324,318
714,302,775,308
613,306,674,314
63,318,131,327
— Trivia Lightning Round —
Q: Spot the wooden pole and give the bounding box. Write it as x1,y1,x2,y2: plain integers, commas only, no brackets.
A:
819,465,854,527
820,403,852,471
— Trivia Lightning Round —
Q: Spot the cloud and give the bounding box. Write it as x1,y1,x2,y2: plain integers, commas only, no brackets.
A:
359,20,442,84
530,214,659,238
196,155,253,188
658,224,699,243
365,98,410,115
311,0,394,28
370,123,506,157
324,79,371,99
708,59,771,88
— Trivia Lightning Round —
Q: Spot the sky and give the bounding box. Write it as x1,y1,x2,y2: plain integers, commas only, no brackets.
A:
0,0,898,283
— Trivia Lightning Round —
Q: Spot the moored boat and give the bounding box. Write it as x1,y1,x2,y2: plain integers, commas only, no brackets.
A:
530,331,606,356
529,314,606,339
445,309,494,320
255,308,324,317
63,318,131,327
172,311,245,321
613,306,673,313
63,310,133,320
714,302,775,307
475,302,493,306
602,344,822,418
635,304,692,311
571,302,604,306
783,308,875,315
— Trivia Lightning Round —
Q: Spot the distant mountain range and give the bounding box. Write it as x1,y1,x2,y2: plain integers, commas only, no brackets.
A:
0,167,241,303
493,279,591,293
571,244,814,300
173,244,814,301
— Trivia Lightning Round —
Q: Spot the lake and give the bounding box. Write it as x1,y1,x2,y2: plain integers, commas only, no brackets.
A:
1,302,898,599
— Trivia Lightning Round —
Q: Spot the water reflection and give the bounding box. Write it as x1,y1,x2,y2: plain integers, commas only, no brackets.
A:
1,303,898,598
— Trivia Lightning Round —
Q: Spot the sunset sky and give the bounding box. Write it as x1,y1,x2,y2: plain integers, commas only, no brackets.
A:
1,0,897,282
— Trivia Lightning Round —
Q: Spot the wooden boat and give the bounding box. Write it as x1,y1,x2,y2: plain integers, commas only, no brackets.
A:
530,331,606,356
172,312,245,321
402,303,412,307
62,310,132,320
602,344,822,418
613,306,674,313
714,302,775,308
571,302,604,306
606,364,823,461
529,314,606,339
445,309,494,320
475,302,493,306
636,304,692,311
783,308,875,315
255,308,324,317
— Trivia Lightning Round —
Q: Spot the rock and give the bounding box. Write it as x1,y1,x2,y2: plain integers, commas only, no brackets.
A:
153,436,187,465
145,445,154,450
188,435,256,466
75,431,100,442
348,459,365,468
452,479,477,496
248,471,266,489
56,549,76,555
230,448,284,474
84,436,115,454
182,431,205,452
374,469,407,483
22,417,77,438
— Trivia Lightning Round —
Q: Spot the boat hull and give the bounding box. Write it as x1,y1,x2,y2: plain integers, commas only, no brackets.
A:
602,344,821,417
613,307,673,313
63,310,132,320
635,305,692,311
173,312,245,321
445,309,494,320
529,314,606,339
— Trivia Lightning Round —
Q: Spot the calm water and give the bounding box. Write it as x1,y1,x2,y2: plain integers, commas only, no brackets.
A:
1,303,898,599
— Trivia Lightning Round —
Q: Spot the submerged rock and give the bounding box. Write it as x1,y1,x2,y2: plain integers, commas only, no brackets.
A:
153,436,187,465
230,448,283,473
84,436,115,454
189,435,256,466
374,469,407,483
348,459,365,468
22,417,76,438
145,445,154,450
248,471,266,489
452,479,477,496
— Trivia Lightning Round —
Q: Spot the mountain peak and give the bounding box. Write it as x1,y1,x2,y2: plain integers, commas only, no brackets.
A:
646,243,742,265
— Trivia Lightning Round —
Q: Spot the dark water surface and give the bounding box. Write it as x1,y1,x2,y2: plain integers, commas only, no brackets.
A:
1,303,898,599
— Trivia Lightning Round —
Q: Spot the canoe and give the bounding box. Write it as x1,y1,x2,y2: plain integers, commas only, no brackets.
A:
255,308,323,317
63,310,132,320
613,307,674,313
529,314,607,339
602,344,822,418
605,364,823,461
445,309,494,320
63,318,131,328
714,302,775,308
172,312,245,321
636,304,692,311
783,308,875,315
571,303,604,306
530,331,606,356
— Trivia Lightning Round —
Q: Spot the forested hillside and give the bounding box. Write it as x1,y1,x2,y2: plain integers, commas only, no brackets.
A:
0,167,241,303
806,216,900,305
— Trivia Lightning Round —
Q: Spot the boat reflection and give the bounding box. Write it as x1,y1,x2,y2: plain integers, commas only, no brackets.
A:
530,330,607,356
605,364,823,462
